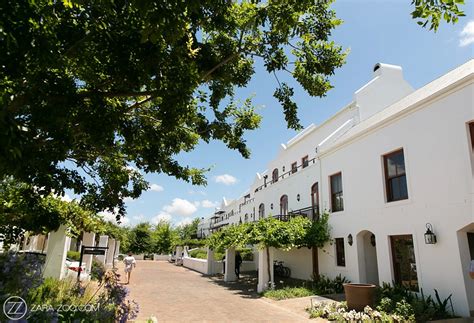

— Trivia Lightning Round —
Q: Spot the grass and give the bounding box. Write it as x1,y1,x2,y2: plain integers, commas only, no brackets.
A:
262,286,314,300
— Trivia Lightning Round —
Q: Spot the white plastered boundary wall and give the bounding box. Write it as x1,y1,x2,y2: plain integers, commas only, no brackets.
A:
273,248,313,280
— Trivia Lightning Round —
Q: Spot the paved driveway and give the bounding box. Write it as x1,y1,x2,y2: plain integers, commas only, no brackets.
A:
123,261,312,322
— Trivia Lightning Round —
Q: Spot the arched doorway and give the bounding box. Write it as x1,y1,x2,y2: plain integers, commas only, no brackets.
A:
280,195,288,215
258,203,265,219
311,182,319,220
272,168,279,183
356,230,379,285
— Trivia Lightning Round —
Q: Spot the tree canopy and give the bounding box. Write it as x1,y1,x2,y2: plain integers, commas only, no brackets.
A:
0,177,103,246
0,0,347,219
0,0,465,221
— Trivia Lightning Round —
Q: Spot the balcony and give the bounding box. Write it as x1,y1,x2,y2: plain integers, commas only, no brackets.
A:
273,206,320,222
254,157,317,193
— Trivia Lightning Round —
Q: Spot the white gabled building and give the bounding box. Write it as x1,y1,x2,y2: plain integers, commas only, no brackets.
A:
198,60,474,317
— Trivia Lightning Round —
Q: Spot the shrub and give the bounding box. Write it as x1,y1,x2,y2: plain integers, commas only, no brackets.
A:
67,250,81,261
311,274,350,294
213,251,225,261
189,249,207,259
0,252,44,302
307,302,414,322
27,273,139,322
374,283,456,321
91,258,106,281
237,248,254,261
263,286,314,300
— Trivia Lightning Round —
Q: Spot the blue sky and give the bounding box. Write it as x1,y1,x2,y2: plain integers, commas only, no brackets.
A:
102,1,474,227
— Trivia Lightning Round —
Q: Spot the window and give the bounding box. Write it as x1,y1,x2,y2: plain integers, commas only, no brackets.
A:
311,183,320,220
258,203,265,219
469,122,474,151
280,194,288,215
291,162,297,174
302,155,309,168
384,149,408,202
390,235,418,291
272,168,279,183
330,173,344,212
335,238,345,266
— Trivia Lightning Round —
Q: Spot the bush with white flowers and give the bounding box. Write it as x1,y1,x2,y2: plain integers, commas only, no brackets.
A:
307,302,414,322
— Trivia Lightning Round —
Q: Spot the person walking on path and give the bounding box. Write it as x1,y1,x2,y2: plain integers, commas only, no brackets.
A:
235,251,243,279
123,252,137,284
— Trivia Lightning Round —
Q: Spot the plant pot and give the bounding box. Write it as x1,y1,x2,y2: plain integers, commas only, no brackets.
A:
343,283,376,312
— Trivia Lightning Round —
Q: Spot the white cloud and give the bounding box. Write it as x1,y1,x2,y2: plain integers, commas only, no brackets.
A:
460,20,474,47
214,174,238,185
151,212,172,225
149,183,164,192
175,217,194,227
119,217,130,226
124,197,134,203
163,198,197,216
60,194,73,202
132,214,144,221
201,200,219,208
193,201,201,207
99,210,130,227
188,190,207,196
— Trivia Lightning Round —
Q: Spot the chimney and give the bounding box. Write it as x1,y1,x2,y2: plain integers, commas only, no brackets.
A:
354,63,414,121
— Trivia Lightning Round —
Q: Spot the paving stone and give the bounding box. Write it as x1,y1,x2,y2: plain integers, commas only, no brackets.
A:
120,261,315,322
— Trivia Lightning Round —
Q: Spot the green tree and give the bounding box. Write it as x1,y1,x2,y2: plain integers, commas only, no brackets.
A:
101,221,131,253
0,1,464,222
176,218,201,241
411,0,466,31
0,0,347,219
0,177,103,246
152,221,178,254
129,222,153,254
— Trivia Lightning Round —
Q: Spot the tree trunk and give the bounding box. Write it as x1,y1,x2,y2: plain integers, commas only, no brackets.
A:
266,246,271,287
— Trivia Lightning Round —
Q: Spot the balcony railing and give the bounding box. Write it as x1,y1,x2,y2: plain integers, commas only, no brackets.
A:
273,205,320,222
254,157,317,193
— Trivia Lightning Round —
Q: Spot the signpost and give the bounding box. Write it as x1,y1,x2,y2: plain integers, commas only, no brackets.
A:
77,246,108,282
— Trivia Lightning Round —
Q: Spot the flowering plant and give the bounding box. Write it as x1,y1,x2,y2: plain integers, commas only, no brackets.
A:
307,301,414,322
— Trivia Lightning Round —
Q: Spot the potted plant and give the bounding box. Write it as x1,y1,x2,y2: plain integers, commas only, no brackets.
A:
343,283,376,311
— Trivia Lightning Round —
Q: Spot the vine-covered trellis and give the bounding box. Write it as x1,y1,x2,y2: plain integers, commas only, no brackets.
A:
205,213,331,280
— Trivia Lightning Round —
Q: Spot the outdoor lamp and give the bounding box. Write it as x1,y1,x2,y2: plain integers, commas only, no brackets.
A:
270,203,273,210
424,223,437,244
347,234,353,246
297,194,300,201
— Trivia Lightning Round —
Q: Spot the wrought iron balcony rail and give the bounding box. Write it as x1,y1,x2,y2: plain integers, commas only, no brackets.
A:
254,157,317,193
273,205,320,222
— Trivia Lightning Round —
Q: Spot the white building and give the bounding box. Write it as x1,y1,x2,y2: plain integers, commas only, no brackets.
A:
198,60,474,317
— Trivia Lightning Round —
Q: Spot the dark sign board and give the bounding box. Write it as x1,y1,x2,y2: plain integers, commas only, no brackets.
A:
83,249,106,255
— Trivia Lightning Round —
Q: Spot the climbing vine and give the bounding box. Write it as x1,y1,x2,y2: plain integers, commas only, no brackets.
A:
206,212,331,251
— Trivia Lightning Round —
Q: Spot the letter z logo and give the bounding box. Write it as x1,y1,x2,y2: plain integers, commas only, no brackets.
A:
3,296,27,320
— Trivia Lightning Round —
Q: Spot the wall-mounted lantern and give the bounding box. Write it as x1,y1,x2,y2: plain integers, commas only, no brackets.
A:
270,203,273,210
370,234,376,247
297,194,300,201
347,234,353,246
424,223,437,244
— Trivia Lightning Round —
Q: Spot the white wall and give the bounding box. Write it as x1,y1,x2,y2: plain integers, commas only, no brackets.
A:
274,248,313,280
183,257,208,274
